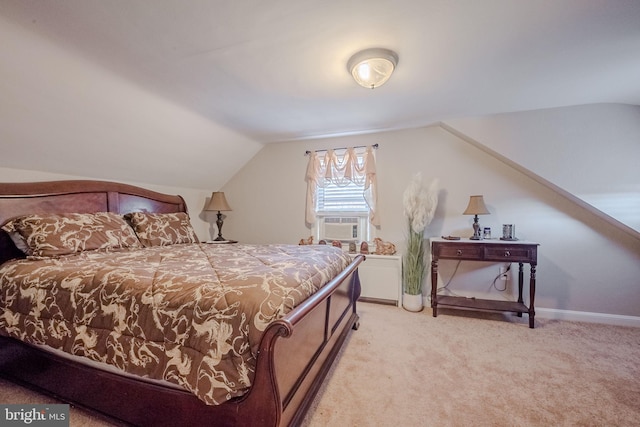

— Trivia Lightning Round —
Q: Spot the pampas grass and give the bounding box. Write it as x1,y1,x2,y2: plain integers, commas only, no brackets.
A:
403,224,426,295
402,173,439,296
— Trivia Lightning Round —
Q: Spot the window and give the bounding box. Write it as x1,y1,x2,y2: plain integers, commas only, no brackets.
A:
315,181,371,242
316,181,369,213
304,146,378,243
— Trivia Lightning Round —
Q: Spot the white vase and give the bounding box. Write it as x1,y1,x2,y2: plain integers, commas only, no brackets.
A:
402,293,423,312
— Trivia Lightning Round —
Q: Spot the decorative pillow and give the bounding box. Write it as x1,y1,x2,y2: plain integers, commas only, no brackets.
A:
125,212,199,247
1,212,142,258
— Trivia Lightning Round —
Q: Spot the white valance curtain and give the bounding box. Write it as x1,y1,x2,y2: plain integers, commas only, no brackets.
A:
305,145,379,226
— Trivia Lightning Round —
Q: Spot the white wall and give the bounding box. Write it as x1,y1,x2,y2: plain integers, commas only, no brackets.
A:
222,125,640,318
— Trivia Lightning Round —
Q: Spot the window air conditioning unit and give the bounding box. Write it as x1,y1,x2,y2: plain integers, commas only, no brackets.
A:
321,217,362,241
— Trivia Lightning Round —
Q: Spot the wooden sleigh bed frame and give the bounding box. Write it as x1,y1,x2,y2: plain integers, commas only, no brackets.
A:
0,180,363,427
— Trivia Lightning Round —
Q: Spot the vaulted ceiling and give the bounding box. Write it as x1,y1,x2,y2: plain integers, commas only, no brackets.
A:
1,0,639,188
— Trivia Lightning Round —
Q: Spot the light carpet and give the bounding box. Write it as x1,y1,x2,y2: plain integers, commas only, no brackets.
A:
1,302,639,426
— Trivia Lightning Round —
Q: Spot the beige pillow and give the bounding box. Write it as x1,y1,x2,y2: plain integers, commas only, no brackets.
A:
2,212,141,258
125,212,199,247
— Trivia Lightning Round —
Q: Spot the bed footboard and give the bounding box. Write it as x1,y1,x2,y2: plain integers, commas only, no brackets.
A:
259,254,363,426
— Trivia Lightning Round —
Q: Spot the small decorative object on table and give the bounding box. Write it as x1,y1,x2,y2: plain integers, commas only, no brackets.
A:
501,224,517,241
348,242,357,254
483,227,491,239
298,236,314,245
331,240,342,248
373,238,397,255
360,241,369,254
318,239,327,245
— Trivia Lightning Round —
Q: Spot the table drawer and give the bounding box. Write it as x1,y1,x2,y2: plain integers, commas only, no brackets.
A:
484,246,534,262
436,245,483,260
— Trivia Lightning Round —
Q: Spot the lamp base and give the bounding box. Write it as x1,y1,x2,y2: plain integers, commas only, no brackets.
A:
214,211,228,241
470,216,483,240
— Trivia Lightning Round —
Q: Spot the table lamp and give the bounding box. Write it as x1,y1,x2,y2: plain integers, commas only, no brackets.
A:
205,192,232,241
463,195,490,240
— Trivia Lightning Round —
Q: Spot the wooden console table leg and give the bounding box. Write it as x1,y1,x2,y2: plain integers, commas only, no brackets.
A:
529,264,537,328
431,259,438,317
517,262,524,317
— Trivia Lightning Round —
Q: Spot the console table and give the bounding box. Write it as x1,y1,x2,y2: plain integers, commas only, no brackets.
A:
430,238,539,328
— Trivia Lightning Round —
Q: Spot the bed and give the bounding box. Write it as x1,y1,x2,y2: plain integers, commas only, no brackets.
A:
0,180,363,426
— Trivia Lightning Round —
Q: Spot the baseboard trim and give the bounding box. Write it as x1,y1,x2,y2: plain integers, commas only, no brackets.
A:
536,308,640,327
423,295,640,327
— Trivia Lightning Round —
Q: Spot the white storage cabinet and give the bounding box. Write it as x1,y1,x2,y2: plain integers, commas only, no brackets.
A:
350,254,402,306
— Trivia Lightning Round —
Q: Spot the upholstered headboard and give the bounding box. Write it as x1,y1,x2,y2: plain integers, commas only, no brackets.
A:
0,180,187,265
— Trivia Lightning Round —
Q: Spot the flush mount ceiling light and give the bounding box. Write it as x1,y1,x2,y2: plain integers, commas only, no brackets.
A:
347,48,399,89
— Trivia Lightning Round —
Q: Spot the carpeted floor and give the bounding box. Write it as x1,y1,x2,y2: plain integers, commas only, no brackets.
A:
302,303,640,426
1,302,639,426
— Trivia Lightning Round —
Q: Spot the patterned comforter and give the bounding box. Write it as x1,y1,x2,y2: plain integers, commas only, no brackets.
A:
0,243,351,405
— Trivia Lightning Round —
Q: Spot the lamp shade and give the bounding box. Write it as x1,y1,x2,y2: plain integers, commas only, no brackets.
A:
205,192,232,212
463,195,490,215
347,48,398,89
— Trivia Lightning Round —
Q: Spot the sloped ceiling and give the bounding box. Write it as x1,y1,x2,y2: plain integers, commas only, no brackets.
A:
1,0,639,189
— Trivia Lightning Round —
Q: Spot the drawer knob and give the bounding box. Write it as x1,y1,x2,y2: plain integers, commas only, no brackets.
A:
504,251,510,257
456,250,463,256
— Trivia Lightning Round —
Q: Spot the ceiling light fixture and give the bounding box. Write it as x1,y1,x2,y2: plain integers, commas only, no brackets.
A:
347,48,399,89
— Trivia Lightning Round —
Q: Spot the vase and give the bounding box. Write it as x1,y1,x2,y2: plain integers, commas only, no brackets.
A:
402,293,423,312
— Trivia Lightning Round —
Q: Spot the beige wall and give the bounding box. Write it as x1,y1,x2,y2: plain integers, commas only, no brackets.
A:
221,125,640,319
2,120,639,322
446,103,640,233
